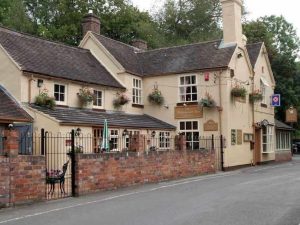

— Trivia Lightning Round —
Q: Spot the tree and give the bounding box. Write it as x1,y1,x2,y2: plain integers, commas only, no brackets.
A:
154,0,222,47
244,16,300,127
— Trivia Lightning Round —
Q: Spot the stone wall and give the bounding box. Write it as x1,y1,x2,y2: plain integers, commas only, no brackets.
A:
75,150,215,195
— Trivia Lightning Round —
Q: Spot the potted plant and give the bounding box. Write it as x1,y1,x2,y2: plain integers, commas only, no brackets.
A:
249,89,263,103
34,88,56,109
113,92,130,109
77,87,94,107
148,88,164,106
199,92,216,108
231,85,247,99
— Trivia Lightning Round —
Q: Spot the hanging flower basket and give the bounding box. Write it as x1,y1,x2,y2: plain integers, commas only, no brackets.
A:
113,92,130,109
199,92,216,108
249,90,263,103
231,85,247,99
77,87,94,106
34,88,56,109
148,88,164,106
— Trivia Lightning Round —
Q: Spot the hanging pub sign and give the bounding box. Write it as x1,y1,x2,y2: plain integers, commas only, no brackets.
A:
271,94,281,107
286,106,298,123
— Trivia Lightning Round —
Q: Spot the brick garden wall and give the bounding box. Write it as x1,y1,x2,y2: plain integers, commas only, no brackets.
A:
75,150,215,195
0,130,46,208
275,151,292,162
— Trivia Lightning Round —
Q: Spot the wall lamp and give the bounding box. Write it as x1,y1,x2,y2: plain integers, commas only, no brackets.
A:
75,128,81,136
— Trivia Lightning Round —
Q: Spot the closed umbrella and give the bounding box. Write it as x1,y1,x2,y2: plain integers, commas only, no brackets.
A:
101,119,109,152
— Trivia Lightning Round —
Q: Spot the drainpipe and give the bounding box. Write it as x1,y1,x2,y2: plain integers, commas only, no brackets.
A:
251,72,256,166
218,70,224,170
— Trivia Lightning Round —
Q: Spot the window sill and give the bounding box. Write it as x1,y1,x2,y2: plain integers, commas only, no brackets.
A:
262,151,275,154
132,104,144,109
92,108,106,112
177,102,198,106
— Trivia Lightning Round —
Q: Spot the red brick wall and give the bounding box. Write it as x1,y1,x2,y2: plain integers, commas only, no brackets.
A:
0,130,46,208
75,150,215,195
275,151,292,162
0,156,9,208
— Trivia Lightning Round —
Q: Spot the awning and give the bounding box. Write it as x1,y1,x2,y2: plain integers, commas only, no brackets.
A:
260,77,270,87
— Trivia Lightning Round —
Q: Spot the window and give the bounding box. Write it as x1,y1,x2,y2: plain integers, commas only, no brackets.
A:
93,90,102,107
276,131,291,151
180,121,199,150
244,133,253,142
179,75,197,102
260,81,266,104
110,130,119,150
262,126,274,153
159,132,170,149
133,78,142,104
54,84,66,103
125,130,140,149
93,128,103,153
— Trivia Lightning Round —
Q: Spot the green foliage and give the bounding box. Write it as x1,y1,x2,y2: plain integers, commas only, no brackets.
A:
249,92,263,103
199,92,216,108
78,87,94,106
148,89,164,106
244,15,300,129
35,89,56,109
113,92,130,109
231,86,247,99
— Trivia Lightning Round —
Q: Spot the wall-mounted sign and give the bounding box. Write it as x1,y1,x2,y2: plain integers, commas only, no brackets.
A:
286,107,298,123
237,130,243,145
204,72,210,81
175,105,203,119
204,120,218,131
271,94,281,107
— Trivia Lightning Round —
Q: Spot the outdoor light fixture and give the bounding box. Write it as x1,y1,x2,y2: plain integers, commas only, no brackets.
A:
237,52,243,58
123,129,129,136
151,131,156,137
75,128,81,136
8,124,14,130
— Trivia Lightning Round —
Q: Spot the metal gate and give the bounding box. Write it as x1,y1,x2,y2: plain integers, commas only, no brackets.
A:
212,135,225,172
42,129,76,200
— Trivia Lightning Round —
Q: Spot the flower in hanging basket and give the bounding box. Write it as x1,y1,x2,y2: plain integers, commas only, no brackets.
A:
231,85,247,99
77,87,94,106
249,89,263,103
199,92,216,108
148,88,164,106
34,88,56,109
113,92,130,108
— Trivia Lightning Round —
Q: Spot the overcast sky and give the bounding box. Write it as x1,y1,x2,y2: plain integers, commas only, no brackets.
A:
131,0,300,36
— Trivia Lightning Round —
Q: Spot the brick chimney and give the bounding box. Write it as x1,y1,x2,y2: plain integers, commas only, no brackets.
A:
220,0,243,46
82,10,101,36
131,39,148,51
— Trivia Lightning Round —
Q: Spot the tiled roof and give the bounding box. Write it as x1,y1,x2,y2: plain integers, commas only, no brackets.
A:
0,85,32,122
30,105,176,130
275,120,294,131
94,33,236,76
246,43,263,68
0,27,124,88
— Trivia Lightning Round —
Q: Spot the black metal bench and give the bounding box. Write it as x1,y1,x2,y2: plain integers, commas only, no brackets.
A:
46,161,69,195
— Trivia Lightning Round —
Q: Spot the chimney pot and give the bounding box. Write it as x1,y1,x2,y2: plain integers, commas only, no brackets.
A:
82,12,101,36
131,39,148,51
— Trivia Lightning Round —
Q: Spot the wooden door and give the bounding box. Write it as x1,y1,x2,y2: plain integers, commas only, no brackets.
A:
254,128,261,164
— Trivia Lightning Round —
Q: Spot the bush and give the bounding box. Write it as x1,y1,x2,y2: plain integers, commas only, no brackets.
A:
34,89,56,109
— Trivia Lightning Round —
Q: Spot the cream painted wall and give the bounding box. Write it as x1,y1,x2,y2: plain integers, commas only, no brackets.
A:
221,47,255,167
0,46,22,100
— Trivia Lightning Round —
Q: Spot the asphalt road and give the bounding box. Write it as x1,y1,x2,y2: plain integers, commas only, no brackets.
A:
1,156,300,225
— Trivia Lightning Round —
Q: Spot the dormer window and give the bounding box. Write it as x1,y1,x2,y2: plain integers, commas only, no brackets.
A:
54,84,66,104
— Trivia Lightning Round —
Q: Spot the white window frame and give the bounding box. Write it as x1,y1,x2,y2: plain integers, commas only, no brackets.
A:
110,130,119,151
93,90,103,108
179,75,198,102
125,130,140,149
260,81,267,104
262,126,274,153
159,131,171,150
179,120,200,150
133,78,142,105
54,83,67,104
276,131,291,151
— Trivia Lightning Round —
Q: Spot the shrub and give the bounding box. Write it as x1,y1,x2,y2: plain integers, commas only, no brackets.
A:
34,89,56,109
148,89,164,106
231,85,247,99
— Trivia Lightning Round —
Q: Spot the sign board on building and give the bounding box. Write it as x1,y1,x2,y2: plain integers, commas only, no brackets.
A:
175,105,203,119
271,94,281,107
204,120,218,131
286,107,298,123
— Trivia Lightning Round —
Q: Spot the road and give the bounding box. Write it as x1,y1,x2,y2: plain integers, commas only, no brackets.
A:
1,156,300,225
